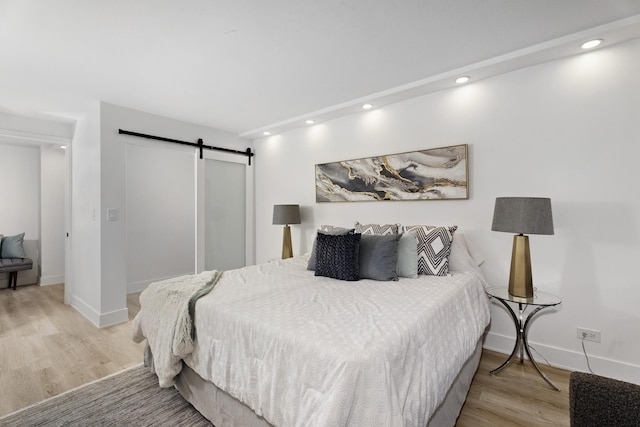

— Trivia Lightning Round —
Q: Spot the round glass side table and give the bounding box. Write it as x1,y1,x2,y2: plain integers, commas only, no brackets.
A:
485,286,562,391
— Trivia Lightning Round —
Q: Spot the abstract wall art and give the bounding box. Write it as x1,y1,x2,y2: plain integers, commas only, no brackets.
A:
315,144,468,202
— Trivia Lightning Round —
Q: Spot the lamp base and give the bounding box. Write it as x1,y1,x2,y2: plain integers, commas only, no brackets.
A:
282,225,293,259
508,234,533,298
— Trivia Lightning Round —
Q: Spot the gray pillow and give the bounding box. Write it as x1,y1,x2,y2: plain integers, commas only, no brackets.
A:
1,233,27,259
358,234,401,281
307,228,354,271
314,233,361,281
396,232,419,278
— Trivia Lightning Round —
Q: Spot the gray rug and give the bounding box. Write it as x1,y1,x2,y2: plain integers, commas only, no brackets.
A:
0,364,212,426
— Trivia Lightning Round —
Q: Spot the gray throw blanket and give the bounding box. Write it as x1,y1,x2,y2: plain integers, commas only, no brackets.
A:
132,270,223,387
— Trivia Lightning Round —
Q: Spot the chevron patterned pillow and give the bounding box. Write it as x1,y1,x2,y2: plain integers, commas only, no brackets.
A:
402,225,457,276
319,225,349,233
354,221,400,235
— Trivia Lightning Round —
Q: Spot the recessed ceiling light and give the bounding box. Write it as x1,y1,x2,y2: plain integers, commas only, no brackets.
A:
305,119,315,124
455,76,470,84
581,39,602,50
362,103,373,110
263,131,271,136
60,145,66,150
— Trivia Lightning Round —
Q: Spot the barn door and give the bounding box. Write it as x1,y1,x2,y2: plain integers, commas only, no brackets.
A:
196,150,254,272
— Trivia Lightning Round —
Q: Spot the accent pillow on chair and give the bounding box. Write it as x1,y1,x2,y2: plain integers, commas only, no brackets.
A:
0,233,27,259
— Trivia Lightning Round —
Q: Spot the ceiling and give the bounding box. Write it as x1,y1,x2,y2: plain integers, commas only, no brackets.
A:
2,1,640,139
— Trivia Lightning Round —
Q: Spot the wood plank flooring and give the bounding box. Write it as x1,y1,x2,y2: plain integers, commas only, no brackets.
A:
0,284,571,425
457,350,570,426
0,284,144,417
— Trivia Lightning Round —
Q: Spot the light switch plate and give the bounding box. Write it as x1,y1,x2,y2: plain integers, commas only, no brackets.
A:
107,208,118,221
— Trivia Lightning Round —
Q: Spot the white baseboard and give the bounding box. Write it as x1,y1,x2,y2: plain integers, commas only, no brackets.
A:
98,307,129,328
70,294,101,326
40,274,65,286
484,331,640,385
70,294,129,328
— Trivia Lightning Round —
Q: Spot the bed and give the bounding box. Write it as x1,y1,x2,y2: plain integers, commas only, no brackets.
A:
133,228,491,427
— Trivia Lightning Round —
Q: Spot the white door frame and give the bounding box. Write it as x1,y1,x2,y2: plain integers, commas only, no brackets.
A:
195,150,254,273
64,139,72,304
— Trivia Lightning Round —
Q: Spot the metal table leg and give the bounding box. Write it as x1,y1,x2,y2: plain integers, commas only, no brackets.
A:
490,298,521,375
490,298,559,391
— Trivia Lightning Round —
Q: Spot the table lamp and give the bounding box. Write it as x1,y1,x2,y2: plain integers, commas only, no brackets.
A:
491,197,554,298
273,204,301,259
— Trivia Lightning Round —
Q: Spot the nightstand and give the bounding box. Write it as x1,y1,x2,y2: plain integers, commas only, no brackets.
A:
486,286,562,391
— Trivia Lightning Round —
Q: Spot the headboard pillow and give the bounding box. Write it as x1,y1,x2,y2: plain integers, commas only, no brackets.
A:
319,225,350,233
396,232,419,278
314,232,361,281
1,232,27,259
307,228,354,271
402,225,457,276
358,234,401,281
354,221,400,235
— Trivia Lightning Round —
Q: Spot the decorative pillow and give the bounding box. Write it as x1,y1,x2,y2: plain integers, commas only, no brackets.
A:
319,225,349,233
307,228,354,271
396,232,418,278
0,234,3,255
1,232,27,259
314,232,361,281
358,234,401,281
402,225,457,276
354,221,400,235
448,232,484,271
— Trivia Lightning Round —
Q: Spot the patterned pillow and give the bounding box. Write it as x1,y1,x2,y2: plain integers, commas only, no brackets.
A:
402,225,457,276
354,221,400,235
319,225,349,233
314,232,361,281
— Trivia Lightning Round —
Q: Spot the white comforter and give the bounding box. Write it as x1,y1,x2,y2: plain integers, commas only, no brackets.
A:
184,256,490,427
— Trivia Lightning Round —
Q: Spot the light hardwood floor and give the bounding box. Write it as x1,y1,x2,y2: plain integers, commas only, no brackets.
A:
0,284,571,425
0,284,144,417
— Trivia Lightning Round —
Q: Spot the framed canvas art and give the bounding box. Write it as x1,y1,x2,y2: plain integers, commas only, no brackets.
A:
315,144,468,202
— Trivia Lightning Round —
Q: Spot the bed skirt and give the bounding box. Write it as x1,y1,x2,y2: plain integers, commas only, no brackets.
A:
173,338,483,427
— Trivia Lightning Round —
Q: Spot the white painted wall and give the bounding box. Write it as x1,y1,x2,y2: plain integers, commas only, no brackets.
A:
0,144,40,287
40,146,66,285
254,38,640,383
0,144,40,239
66,106,103,324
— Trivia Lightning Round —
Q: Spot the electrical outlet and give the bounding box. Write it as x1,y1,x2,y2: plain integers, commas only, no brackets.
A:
577,327,601,343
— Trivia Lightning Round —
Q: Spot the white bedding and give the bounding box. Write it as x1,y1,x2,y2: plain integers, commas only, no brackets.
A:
183,255,490,427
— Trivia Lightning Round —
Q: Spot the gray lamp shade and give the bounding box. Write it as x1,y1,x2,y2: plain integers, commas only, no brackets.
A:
492,197,554,235
273,204,301,225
